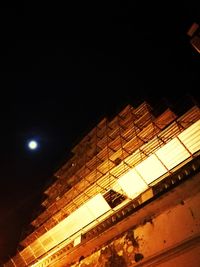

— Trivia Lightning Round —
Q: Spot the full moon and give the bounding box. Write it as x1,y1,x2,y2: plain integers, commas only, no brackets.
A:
28,140,38,150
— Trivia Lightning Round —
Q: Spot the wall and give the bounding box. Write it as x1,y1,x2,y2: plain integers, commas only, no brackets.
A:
55,172,200,267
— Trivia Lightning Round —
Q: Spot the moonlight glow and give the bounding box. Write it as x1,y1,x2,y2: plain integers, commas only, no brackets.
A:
28,140,38,150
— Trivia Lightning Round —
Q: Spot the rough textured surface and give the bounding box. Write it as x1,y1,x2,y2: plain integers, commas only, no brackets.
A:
70,175,200,267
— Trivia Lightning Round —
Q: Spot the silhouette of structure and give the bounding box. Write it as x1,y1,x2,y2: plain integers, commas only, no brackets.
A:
187,22,200,54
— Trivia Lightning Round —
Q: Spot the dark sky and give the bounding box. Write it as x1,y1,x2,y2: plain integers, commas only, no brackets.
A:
0,1,200,264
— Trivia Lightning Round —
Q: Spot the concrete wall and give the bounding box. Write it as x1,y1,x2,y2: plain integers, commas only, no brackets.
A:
67,174,200,267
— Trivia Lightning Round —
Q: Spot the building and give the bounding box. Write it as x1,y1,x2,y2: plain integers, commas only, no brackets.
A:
4,98,200,267
187,22,200,54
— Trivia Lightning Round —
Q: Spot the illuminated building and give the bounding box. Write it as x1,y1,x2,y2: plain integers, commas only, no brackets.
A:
4,98,200,267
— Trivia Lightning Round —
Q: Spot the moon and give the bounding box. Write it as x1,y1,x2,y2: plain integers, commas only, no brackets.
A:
28,140,38,150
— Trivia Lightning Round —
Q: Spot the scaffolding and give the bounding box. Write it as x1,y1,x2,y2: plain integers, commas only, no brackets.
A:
4,98,200,267
18,101,200,250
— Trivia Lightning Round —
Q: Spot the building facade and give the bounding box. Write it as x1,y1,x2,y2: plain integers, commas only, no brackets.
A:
4,99,200,267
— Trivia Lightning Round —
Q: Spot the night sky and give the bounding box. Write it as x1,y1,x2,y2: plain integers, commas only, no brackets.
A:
1,1,200,264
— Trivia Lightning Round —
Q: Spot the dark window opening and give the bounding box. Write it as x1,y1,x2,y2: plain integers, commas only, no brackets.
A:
104,189,126,208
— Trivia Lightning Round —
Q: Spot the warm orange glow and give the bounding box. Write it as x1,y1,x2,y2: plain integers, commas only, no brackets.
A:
179,120,200,154
135,154,167,184
155,138,190,170
14,119,200,267
29,193,111,265
117,169,148,199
